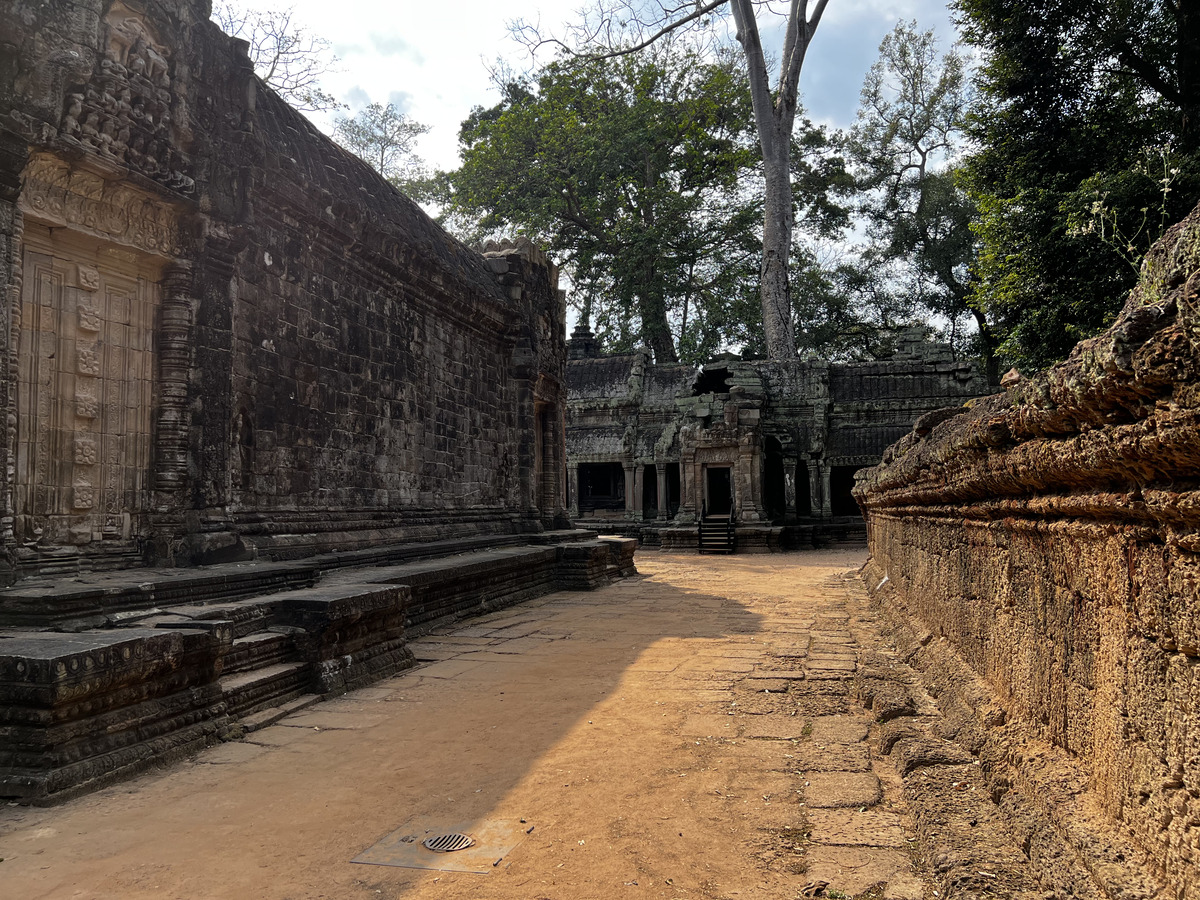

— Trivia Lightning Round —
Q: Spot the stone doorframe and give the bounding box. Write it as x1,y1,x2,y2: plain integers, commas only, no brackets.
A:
11,152,196,559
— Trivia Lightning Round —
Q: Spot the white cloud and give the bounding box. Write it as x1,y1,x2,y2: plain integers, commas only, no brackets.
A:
342,85,372,110
370,33,425,63
277,0,961,171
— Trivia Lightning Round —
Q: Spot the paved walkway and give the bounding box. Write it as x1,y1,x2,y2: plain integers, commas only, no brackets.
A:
0,550,930,899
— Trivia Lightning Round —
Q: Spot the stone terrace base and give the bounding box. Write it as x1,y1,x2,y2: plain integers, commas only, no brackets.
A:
657,522,867,553
0,534,636,802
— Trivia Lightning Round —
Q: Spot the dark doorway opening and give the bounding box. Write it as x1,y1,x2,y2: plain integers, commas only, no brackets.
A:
692,366,732,395
763,437,786,523
642,464,658,519
706,466,732,517
666,463,680,516
579,462,625,513
830,465,864,517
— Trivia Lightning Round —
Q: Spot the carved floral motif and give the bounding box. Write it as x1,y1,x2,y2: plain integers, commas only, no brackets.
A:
76,387,99,420
21,153,183,258
77,345,101,377
77,301,102,332
74,438,97,466
77,265,100,291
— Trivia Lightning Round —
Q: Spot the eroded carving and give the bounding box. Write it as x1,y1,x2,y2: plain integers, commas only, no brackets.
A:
73,437,97,466
77,344,101,377
72,484,95,510
60,1,193,193
21,153,182,257
77,300,101,332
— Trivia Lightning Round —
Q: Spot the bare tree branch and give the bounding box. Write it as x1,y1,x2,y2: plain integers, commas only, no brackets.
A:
212,1,343,112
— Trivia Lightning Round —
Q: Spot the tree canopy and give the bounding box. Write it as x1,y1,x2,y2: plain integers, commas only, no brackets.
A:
513,0,831,360
957,0,1200,371
435,47,762,364
847,22,996,382
334,103,430,193
212,1,342,112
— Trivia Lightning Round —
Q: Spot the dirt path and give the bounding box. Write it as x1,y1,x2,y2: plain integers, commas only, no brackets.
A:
0,550,930,899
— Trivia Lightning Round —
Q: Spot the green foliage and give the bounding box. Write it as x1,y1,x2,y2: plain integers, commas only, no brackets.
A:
790,244,919,361
434,46,762,364
847,22,996,380
957,0,1200,371
334,103,430,193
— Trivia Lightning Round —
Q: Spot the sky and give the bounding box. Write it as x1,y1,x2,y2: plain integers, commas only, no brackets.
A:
237,0,964,176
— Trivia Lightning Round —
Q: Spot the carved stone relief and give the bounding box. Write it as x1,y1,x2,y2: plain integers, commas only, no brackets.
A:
16,224,158,546
20,152,183,258
59,1,194,193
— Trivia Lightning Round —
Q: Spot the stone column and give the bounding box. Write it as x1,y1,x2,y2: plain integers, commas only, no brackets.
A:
677,454,696,522
567,463,580,519
738,439,766,522
154,260,194,508
808,462,825,521
624,463,638,519
657,466,670,520
783,456,798,522
819,462,833,519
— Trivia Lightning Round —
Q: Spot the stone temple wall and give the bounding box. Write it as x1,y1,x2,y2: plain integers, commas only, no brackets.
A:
565,330,986,547
855,203,1200,894
0,0,568,580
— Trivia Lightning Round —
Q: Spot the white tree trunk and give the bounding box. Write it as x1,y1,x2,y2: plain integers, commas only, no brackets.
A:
760,125,795,358
730,0,820,359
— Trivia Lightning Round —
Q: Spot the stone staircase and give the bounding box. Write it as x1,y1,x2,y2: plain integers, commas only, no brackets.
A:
698,515,737,554
0,532,639,801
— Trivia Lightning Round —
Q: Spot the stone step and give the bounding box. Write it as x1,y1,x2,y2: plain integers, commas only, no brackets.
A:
347,546,560,629
222,631,298,675
0,560,318,629
220,661,312,718
240,693,321,733
306,533,526,572
152,597,283,639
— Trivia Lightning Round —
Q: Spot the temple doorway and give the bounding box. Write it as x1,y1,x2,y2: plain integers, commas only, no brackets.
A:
705,466,732,517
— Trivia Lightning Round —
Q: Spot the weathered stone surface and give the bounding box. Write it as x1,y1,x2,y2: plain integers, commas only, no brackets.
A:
0,0,569,579
565,328,988,544
856,200,1200,897
802,771,883,808
0,627,229,799
0,533,627,800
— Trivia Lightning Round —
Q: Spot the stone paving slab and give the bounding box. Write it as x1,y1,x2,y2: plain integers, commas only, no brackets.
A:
791,742,873,772
803,771,884,808
804,847,924,898
807,808,914,848
741,716,808,740
810,716,871,744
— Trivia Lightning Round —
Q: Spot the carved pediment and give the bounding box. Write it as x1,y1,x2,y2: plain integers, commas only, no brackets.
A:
59,1,194,194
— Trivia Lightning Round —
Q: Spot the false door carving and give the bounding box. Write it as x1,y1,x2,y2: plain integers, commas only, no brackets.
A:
16,224,158,547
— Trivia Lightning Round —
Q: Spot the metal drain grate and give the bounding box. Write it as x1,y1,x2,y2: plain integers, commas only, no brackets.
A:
422,832,475,853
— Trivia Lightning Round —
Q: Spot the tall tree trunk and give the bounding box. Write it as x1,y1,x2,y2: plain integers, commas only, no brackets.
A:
640,291,679,363
971,307,1001,387
760,122,795,359
638,255,679,363
1177,0,1200,151
730,0,827,359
